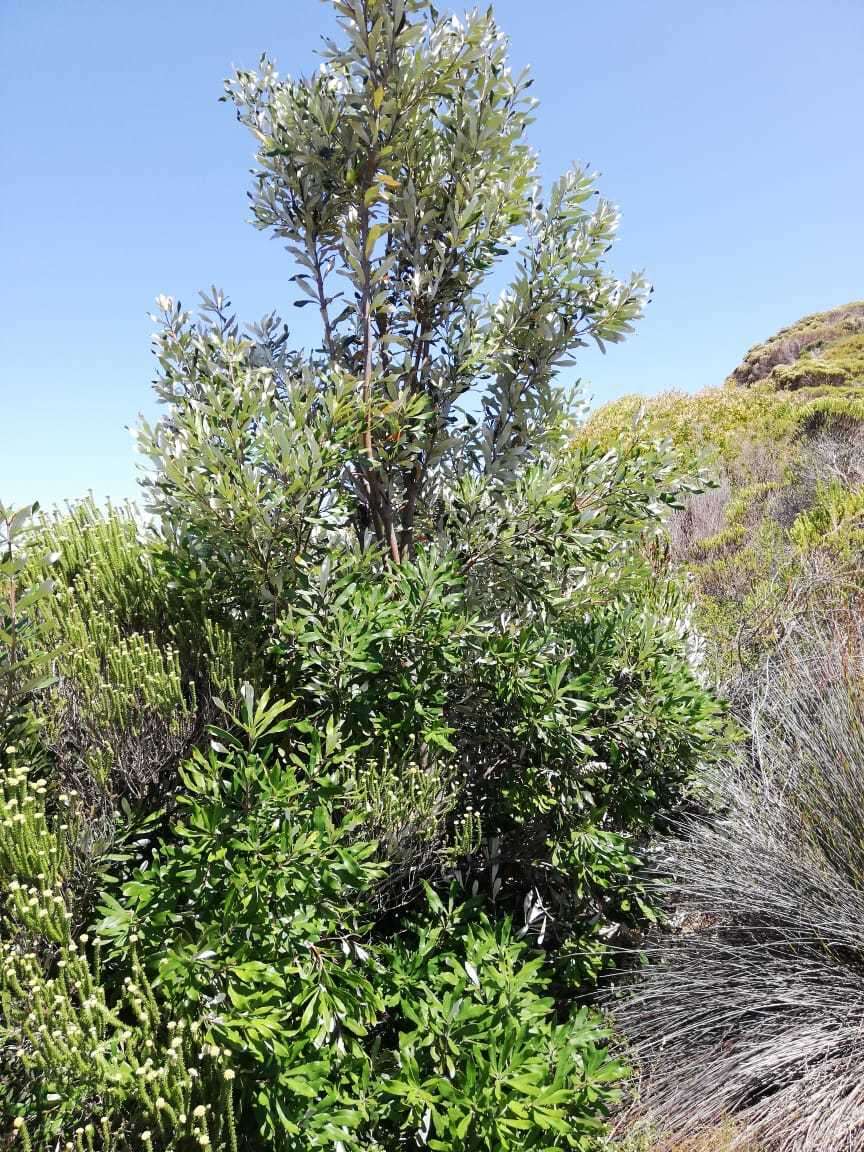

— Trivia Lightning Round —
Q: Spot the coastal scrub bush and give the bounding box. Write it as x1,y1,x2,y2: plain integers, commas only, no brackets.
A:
2,1,723,1148
3,688,625,1150
0,504,55,744
135,0,720,975
0,746,237,1152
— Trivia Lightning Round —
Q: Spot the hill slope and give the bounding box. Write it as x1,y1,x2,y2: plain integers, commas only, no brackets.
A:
727,300,864,390
586,303,864,687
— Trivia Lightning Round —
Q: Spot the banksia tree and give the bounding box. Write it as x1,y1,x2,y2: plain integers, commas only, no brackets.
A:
1,3,725,1149
134,0,720,974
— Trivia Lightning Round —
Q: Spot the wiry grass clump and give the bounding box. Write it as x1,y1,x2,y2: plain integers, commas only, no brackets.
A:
615,612,864,1150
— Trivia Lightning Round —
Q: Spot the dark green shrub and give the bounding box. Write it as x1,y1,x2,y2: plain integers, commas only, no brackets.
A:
1,1,724,1148
91,692,626,1150
383,909,623,1151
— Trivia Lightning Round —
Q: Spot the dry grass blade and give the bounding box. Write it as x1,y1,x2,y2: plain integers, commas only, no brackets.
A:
615,614,864,1151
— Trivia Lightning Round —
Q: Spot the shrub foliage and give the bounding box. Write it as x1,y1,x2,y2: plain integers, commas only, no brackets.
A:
0,2,721,1148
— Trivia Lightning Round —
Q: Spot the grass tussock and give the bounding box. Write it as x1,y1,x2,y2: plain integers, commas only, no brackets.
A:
615,613,864,1151
615,1130,761,1152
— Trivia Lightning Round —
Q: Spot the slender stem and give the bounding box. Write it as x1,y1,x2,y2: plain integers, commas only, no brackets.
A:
352,0,403,563
359,192,375,463
309,235,336,361
357,146,401,562
400,463,421,558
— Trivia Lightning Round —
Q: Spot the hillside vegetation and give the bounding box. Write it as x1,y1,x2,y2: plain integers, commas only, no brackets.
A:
586,302,864,688
727,301,864,390
593,307,864,1151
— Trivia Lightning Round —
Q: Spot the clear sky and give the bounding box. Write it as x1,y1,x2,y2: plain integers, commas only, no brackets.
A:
2,0,863,509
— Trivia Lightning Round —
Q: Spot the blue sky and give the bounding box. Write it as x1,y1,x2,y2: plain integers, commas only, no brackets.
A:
2,0,863,509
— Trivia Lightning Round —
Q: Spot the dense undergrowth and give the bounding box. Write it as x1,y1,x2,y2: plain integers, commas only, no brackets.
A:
0,2,725,1149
